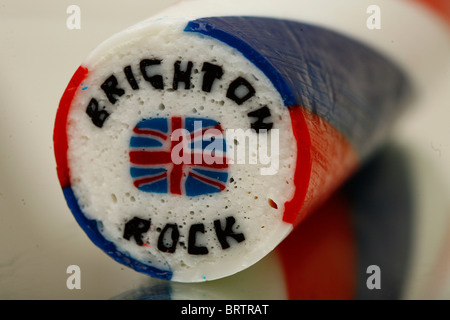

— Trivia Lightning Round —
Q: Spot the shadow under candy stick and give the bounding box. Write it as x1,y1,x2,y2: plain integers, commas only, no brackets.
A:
345,143,414,300
275,143,414,300
113,143,415,300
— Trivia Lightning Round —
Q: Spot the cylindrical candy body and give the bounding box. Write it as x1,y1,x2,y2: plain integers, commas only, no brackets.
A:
54,0,447,282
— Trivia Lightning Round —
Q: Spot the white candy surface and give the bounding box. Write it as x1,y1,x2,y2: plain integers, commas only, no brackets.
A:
66,19,296,281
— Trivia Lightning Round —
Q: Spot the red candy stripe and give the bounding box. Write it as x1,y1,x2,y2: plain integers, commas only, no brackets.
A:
53,66,88,188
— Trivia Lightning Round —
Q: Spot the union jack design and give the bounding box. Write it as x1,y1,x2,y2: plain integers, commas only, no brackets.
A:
129,116,229,196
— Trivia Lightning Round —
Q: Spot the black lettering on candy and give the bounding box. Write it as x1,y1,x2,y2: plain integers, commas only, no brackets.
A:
173,60,193,90
140,59,164,89
226,76,256,105
158,223,180,253
123,217,151,246
201,62,223,92
188,223,209,255
85,58,264,134
122,216,246,255
86,98,110,128
214,216,245,250
123,65,139,90
101,75,125,104
247,106,274,132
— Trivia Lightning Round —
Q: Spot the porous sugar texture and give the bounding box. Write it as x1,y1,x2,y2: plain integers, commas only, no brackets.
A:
65,19,297,281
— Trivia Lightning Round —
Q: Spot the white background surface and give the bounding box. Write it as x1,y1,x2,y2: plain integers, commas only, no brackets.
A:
0,0,449,299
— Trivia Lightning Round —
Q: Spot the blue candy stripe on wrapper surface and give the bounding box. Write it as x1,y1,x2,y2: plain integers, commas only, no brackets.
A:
185,17,410,158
